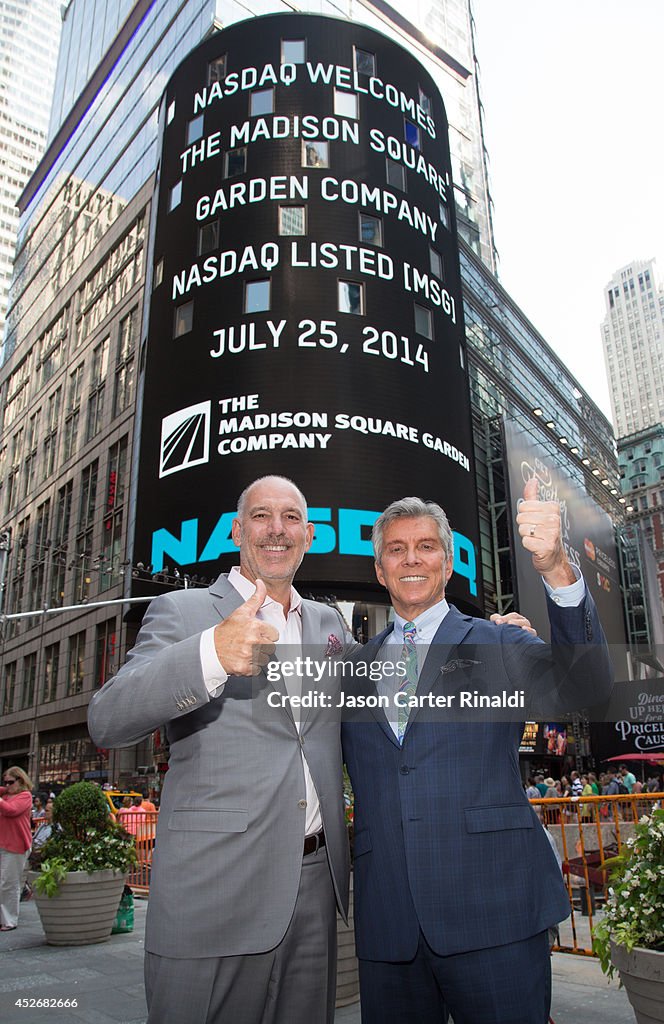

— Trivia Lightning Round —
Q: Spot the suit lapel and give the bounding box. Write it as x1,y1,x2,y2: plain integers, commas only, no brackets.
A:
298,601,324,730
208,573,244,620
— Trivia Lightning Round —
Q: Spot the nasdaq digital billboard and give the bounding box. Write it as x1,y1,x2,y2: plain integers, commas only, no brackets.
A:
132,13,481,607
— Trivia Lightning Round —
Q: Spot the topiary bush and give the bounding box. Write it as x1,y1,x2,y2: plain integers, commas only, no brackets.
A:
52,781,109,840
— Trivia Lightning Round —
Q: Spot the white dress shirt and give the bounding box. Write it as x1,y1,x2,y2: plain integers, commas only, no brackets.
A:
199,566,322,836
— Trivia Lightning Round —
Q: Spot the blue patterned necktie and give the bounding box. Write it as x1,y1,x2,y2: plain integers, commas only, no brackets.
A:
397,621,418,742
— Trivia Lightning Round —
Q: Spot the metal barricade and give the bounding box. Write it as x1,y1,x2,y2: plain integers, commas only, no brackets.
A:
126,812,158,895
531,792,663,956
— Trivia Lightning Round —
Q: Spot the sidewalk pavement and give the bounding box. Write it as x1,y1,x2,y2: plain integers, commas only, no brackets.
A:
0,897,634,1024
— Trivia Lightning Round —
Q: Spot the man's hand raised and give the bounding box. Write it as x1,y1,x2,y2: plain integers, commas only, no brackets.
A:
213,580,279,676
516,477,576,588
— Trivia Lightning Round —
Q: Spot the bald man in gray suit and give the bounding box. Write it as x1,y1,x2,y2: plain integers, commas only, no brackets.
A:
88,476,355,1024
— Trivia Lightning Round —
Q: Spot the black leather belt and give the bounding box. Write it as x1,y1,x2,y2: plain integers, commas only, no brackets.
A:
303,830,325,856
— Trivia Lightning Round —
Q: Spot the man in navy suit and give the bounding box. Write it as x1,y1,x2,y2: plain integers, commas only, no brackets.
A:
342,480,612,1024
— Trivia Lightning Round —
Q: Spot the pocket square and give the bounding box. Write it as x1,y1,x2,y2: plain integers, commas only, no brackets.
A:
325,634,343,656
440,658,481,675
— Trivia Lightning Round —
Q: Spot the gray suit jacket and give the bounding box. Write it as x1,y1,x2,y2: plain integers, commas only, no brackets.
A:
87,574,354,958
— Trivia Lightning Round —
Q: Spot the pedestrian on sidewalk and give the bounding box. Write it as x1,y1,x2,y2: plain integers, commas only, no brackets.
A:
0,767,33,931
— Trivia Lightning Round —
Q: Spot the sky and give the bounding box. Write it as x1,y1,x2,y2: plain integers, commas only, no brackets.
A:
471,0,664,421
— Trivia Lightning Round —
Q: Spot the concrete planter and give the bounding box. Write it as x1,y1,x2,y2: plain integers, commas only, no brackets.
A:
336,873,360,1008
611,941,664,1023
30,869,126,946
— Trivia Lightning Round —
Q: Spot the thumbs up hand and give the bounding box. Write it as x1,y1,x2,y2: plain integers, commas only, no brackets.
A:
213,579,280,675
516,478,576,587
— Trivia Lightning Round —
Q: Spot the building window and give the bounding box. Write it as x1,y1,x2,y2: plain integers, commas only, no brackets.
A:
86,337,109,442
101,436,128,590
51,481,72,606
8,516,30,630
67,631,86,696
245,279,271,314
44,432,58,479
113,309,137,419
302,141,329,168
2,662,16,715
174,301,194,338
282,39,305,64
79,463,98,531
338,281,365,315
63,364,84,463
404,119,420,149
167,100,175,124
74,461,98,603
153,258,164,289
354,47,375,76
439,203,449,229
334,90,358,119
429,248,443,280
43,386,61,478
414,304,433,339
186,115,204,145
43,643,59,703
198,219,220,255
168,181,182,211
250,88,274,117
22,653,37,709
29,498,50,609
23,410,40,501
208,55,227,84
359,213,383,246
386,159,405,190
95,619,117,688
418,88,432,115
63,414,79,463
279,206,306,235
224,148,247,177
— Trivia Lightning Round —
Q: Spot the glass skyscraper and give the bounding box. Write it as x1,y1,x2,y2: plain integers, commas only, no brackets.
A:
0,0,61,345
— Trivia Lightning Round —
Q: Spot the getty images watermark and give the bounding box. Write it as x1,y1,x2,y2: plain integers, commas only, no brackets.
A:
265,657,525,711
249,644,664,726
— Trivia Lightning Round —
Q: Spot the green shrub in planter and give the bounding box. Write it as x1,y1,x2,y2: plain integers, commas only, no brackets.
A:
593,808,664,979
33,782,137,897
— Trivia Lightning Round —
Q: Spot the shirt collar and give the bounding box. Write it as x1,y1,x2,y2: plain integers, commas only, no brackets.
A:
393,598,449,643
228,565,302,615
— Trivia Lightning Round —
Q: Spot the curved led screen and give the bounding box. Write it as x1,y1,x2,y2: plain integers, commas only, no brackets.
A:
132,12,482,608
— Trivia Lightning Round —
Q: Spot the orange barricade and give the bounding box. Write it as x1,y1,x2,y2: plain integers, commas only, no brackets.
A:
126,812,159,895
125,797,663,956
530,792,664,956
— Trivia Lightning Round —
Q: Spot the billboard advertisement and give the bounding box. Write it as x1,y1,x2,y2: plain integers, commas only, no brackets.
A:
503,419,627,652
131,13,481,607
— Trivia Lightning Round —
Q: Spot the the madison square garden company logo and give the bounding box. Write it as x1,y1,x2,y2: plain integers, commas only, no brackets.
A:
159,401,212,477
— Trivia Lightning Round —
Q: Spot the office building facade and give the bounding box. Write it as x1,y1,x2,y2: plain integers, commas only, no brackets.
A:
618,424,664,634
601,259,664,438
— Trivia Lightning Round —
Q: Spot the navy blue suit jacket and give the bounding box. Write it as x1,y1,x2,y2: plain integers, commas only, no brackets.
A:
342,590,612,961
